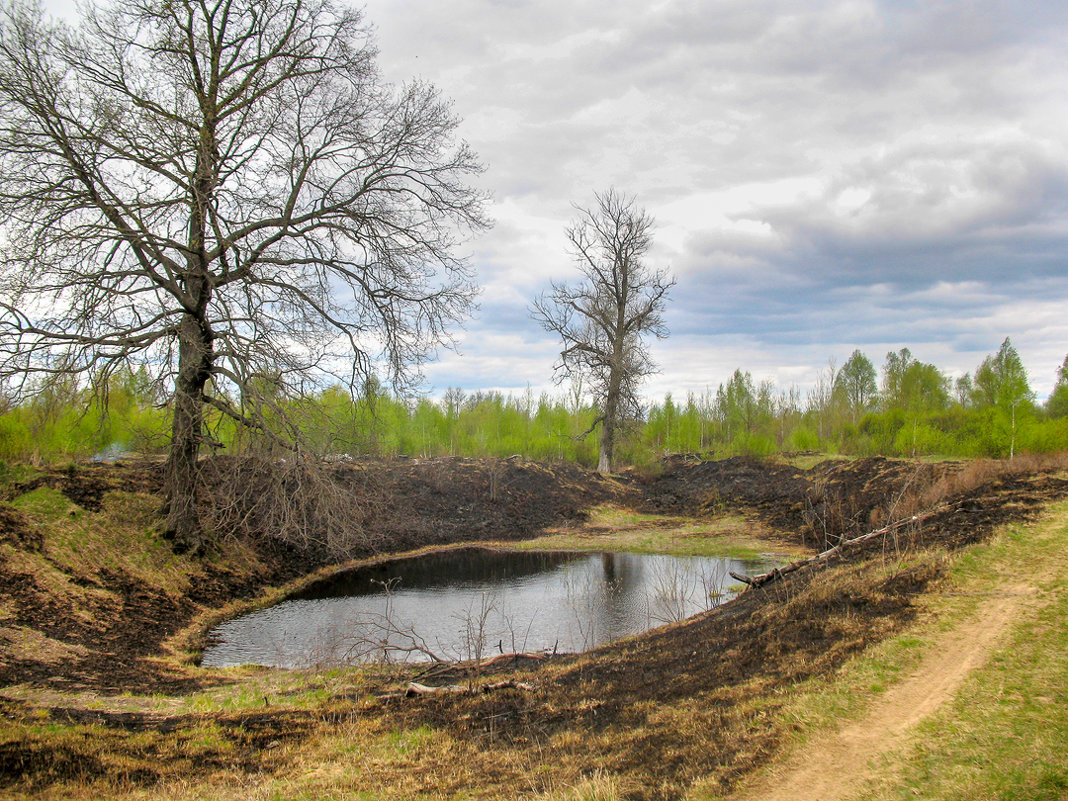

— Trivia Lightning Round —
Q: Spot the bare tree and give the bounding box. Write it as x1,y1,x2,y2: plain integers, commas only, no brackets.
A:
0,0,487,551
531,189,673,473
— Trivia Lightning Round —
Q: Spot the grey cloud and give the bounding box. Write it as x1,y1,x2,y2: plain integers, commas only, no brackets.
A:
45,0,1068,398
734,138,1068,285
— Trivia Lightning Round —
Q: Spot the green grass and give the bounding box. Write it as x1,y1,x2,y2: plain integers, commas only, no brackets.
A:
512,504,807,561
852,509,1068,801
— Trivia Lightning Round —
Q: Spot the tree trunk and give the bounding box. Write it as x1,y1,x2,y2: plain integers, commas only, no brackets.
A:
164,120,217,553
163,313,213,553
597,419,613,474
598,360,622,474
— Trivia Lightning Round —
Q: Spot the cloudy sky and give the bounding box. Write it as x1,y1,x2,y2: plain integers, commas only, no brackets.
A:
356,0,1068,402
43,0,1068,402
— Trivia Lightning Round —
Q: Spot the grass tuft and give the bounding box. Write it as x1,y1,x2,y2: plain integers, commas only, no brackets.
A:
541,769,623,801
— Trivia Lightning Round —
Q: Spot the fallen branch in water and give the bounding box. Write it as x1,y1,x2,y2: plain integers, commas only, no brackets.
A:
730,503,951,590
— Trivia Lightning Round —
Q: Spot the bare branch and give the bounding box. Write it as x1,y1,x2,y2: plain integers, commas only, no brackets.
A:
530,189,674,473
0,0,488,551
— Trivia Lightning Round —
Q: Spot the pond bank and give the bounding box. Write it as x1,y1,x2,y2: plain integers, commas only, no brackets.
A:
2,454,1067,799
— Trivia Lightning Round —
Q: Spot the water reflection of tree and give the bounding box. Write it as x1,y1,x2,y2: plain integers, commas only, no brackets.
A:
601,552,617,582
594,553,648,638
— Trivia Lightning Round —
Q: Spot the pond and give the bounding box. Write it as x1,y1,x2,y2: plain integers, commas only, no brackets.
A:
200,547,776,669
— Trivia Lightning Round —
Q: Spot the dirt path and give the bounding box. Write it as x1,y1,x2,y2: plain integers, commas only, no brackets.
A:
727,583,1035,801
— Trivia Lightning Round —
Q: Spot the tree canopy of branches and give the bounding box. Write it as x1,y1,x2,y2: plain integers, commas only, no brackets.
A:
0,0,487,551
531,189,674,473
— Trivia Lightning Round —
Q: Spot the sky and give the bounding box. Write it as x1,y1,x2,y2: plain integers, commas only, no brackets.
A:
42,0,1068,403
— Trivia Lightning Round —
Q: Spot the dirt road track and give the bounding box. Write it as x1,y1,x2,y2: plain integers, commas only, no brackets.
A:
727,583,1036,801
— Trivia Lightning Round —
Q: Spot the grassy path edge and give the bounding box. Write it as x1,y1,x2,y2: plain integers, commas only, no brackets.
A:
705,499,1068,801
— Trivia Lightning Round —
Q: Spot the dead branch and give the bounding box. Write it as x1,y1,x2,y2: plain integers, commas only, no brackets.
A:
730,503,951,590
403,679,535,697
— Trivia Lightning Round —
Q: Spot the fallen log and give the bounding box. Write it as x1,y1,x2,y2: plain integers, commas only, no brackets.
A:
478,651,546,668
730,504,949,590
405,681,464,696
412,651,546,683
404,679,535,697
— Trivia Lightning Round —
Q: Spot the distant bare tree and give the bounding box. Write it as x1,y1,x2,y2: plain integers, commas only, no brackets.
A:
531,190,674,473
0,0,487,551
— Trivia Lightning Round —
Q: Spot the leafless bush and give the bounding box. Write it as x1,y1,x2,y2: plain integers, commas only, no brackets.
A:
455,591,500,688
894,453,1068,520
323,578,449,666
649,560,693,624
801,476,866,550
564,568,601,650
648,560,733,624
197,454,385,555
701,561,732,609
296,579,520,672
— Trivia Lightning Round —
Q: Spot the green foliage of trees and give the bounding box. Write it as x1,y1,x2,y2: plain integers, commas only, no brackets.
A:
3,339,1066,467
881,348,951,414
1045,355,1068,419
835,349,878,423
972,338,1034,410
0,368,167,463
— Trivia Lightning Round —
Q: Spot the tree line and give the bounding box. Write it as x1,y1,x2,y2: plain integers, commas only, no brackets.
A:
3,337,1066,466
643,340,1068,461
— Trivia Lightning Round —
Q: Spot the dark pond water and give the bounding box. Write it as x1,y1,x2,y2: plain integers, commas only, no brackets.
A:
200,547,776,668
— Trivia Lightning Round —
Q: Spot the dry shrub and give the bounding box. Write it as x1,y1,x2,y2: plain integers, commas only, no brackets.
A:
894,453,1068,520
198,455,385,555
801,474,872,549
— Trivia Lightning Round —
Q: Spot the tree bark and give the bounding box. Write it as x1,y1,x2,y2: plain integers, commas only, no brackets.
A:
162,313,213,553
163,115,217,553
598,379,619,474
598,267,628,475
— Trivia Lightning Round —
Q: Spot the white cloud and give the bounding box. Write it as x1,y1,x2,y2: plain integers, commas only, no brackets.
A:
40,0,1068,404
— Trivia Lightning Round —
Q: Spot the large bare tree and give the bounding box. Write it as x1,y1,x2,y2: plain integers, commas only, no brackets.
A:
0,0,487,551
532,189,673,473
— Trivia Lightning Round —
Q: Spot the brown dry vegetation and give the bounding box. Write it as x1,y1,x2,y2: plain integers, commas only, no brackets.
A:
1,453,1067,799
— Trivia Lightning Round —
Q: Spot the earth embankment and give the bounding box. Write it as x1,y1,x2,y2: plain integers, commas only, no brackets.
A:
1,453,1066,800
